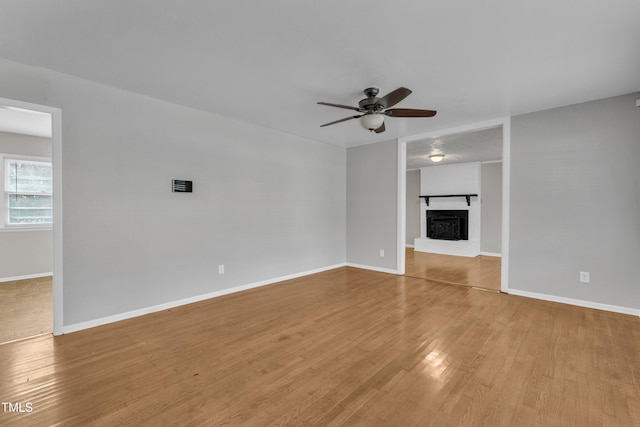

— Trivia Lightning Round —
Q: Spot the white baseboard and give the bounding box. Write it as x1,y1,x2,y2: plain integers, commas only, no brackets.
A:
405,244,415,249
508,288,640,317
345,262,399,275
0,272,52,283
480,252,502,257
62,263,347,334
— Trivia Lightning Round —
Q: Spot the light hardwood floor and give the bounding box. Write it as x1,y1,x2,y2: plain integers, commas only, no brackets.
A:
405,248,501,291
0,276,52,344
0,267,639,426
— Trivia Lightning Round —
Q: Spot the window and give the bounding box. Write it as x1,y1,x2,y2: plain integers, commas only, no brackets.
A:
2,155,52,228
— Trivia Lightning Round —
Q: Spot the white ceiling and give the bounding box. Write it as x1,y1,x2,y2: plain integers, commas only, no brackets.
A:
0,1,638,148
407,126,502,170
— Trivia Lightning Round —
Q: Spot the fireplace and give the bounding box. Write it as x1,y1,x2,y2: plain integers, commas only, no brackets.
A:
426,210,469,241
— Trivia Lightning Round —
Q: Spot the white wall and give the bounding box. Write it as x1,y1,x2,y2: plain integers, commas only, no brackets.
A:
0,132,52,280
510,92,640,312
0,57,346,327
420,162,481,196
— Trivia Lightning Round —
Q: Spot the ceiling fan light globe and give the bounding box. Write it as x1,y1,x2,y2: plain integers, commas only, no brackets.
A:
360,114,384,131
429,154,445,162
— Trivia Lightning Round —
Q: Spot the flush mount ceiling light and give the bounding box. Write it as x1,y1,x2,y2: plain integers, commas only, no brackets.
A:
360,113,384,131
429,154,445,162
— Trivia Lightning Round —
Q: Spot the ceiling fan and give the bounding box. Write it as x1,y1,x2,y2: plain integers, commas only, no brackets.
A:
317,87,436,133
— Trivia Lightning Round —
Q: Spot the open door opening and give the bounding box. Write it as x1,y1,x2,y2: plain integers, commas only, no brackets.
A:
0,97,62,342
397,118,510,293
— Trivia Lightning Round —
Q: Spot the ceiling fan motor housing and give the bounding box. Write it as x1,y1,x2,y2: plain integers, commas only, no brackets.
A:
359,88,384,113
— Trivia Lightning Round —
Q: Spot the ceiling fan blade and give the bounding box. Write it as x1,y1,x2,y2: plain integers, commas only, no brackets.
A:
317,102,362,112
374,122,386,133
378,87,412,108
385,108,437,118
320,115,362,127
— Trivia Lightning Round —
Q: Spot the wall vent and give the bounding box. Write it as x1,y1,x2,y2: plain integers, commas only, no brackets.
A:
172,180,193,193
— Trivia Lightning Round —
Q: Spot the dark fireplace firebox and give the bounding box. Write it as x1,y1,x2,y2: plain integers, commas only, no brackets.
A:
426,210,469,241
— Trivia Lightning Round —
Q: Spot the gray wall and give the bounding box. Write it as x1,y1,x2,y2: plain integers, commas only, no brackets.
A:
0,132,53,279
347,140,397,271
405,170,420,245
510,92,640,310
0,230,52,279
2,54,637,324
480,162,502,254
0,132,51,157
0,57,346,326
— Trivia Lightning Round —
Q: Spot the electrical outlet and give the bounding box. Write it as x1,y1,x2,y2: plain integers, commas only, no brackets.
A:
379,249,385,257
579,271,589,283
218,264,225,275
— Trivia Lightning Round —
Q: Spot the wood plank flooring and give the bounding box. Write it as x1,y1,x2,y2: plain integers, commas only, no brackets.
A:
0,276,52,344
405,248,501,291
1,267,639,426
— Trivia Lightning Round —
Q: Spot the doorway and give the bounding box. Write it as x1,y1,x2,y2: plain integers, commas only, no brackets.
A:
397,118,510,292
0,97,63,341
